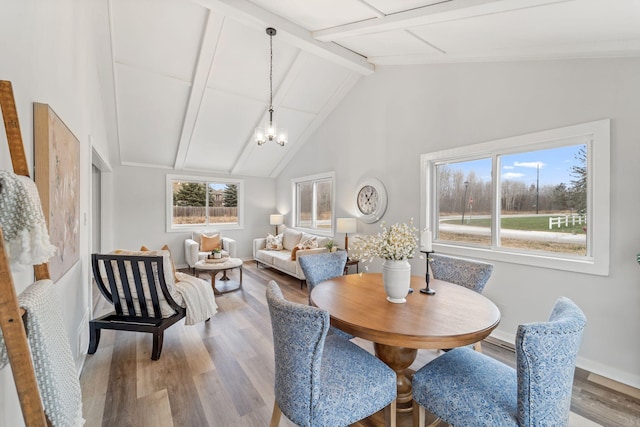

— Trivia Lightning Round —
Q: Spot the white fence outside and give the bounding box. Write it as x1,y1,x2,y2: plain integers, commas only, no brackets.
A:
548,214,586,229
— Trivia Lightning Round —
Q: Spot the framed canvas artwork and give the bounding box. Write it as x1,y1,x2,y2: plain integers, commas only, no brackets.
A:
34,103,80,282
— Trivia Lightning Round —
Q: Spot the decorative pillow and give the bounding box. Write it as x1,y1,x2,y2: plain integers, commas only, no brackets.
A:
298,233,318,249
282,228,302,251
266,233,283,250
140,245,178,282
200,233,221,252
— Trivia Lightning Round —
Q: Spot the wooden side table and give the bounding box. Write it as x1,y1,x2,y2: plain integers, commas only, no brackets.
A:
344,258,359,275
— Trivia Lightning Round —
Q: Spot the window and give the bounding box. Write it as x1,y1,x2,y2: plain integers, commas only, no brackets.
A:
421,120,610,275
292,172,335,235
167,175,243,231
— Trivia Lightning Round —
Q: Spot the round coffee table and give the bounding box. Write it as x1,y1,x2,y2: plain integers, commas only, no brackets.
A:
194,258,243,295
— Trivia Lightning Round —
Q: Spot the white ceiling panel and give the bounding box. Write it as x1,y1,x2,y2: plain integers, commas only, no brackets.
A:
103,0,640,177
248,0,378,31
208,19,299,101
116,64,190,166
363,0,447,15
338,29,443,58
280,54,353,114
410,0,640,54
185,89,266,171
111,0,208,82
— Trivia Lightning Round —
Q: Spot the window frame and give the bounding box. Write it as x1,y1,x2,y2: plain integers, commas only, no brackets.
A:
420,119,610,276
291,171,336,237
166,174,244,232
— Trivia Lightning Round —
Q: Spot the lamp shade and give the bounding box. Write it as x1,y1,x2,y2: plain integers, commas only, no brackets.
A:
336,218,357,234
270,214,284,226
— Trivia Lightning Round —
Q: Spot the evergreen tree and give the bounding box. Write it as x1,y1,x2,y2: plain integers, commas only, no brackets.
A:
223,184,238,207
173,182,206,206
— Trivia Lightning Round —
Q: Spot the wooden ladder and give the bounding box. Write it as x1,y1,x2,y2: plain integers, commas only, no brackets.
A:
0,80,51,426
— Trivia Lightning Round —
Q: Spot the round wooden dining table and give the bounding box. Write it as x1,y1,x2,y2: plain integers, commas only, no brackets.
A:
310,273,501,412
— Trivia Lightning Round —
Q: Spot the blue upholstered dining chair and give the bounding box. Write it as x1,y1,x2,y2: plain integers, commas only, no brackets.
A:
298,251,353,340
429,253,493,294
266,281,397,427
411,297,586,427
430,253,494,351
298,250,348,304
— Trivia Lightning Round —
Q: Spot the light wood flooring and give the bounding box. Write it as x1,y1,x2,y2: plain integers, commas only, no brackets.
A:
80,261,640,427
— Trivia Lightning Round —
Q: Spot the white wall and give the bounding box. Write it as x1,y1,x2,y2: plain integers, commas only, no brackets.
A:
0,0,110,425
275,58,640,388
110,165,275,262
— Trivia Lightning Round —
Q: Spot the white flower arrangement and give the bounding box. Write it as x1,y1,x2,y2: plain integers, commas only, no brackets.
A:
351,219,420,262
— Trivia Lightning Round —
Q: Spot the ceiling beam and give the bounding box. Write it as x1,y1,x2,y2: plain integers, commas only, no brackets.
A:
313,0,572,42
191,0,375,75
174,10,225,170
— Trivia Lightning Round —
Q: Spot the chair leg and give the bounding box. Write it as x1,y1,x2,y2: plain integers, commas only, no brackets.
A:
151,331,164,361
384,399,397,427
269,401,282,427
412,400,425,427
88,323,101,354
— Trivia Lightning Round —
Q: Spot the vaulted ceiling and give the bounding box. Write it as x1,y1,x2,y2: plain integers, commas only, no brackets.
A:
101,0,640,177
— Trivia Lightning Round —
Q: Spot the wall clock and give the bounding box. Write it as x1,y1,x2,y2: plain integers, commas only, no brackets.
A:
355,178,387,223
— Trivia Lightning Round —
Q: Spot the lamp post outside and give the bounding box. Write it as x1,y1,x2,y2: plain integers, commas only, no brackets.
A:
461,180,469,224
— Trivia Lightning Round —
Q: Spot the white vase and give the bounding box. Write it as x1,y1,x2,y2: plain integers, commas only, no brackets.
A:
382,259,411,303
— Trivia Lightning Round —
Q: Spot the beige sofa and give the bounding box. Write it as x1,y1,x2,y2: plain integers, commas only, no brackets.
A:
253,227,330,282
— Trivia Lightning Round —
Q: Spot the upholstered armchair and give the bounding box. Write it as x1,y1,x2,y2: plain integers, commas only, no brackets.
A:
266,281,397,427
184,230,237,272
429,253,493,294
411,297,586,427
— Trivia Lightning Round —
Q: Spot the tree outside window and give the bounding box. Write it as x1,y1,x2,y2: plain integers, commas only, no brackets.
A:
171,179,240,226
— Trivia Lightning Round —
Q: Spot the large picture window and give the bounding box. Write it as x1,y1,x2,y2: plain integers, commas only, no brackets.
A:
167,175,243,231
421,120,610,275
292,172,335,235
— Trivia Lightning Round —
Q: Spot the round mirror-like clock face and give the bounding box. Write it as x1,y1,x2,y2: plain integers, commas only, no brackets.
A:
357,185,379,215
355,178,387,223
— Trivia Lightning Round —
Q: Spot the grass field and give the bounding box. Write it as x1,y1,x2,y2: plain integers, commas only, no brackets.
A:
442,215,586,235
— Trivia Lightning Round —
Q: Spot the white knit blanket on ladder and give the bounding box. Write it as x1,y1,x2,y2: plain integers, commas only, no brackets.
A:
0,170,57,269
0,280,84,426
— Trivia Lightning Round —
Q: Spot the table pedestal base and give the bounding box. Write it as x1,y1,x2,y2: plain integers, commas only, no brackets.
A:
211,267,242,295
374,343,418,413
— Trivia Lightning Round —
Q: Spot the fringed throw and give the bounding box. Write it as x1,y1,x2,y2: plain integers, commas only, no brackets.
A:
0,170,57,269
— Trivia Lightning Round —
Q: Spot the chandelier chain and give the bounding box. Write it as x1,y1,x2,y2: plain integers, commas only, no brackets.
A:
269,31,274,116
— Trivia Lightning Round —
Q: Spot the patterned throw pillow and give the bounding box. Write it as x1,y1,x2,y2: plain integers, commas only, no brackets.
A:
266,233,283,250
298,234,318,250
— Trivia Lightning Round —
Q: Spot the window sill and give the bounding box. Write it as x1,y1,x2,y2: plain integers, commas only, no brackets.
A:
433,243,609,276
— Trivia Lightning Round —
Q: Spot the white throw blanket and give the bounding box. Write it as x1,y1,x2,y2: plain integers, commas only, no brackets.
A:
175,272,218,325
0,170,57,269
0,280,84,426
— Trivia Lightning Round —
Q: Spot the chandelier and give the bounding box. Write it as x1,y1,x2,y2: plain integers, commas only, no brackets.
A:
255,27,287,146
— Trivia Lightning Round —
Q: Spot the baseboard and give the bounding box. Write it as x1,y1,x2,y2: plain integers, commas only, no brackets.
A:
484,335,640,397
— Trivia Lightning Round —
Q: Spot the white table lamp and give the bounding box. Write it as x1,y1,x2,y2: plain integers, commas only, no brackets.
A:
270,214,284,235
336,218,357,253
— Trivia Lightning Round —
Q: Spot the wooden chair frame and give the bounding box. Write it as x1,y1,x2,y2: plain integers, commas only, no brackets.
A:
90,253,186,360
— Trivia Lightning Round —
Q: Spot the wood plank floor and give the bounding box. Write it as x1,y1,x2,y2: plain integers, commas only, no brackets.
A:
80,261,640,427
